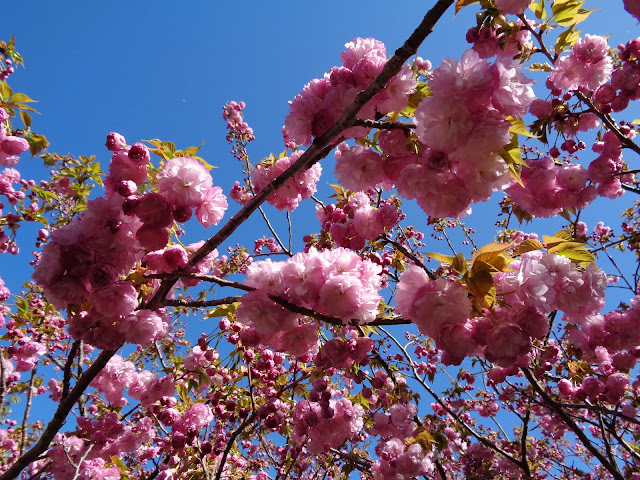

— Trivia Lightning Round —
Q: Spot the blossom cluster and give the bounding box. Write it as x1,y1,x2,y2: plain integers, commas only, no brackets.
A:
284,37,417,146
31,134,227,349
251,150,322,211
314,191,398,250
244,246,383,324
397,251,607,366
506,157,596,217
292,388,364,454
549,35,613,92
0,116,29,167
404,49,534,217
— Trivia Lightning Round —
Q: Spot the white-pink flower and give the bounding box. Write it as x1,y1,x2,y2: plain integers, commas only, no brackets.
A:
156,156,213,207
195,186,228,227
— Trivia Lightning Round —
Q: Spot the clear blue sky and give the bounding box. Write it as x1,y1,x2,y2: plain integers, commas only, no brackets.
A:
3,1,639,298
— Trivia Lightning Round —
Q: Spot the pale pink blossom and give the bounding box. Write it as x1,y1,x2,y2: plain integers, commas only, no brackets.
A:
195,186,228,227
494,0,531,14
156,156,213,207
334,144,384,192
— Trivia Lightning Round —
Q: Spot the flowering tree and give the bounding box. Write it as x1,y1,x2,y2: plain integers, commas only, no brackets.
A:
2,0,640,478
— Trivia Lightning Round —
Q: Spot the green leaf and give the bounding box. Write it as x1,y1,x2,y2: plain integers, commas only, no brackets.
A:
556,247,595,266
19,110,31,129
471,241,514,266
400,83,431,117
513,238,544,256
555,27,582,54
451,252,468,275
529,62,553,72
508,117,540,138
0,81,13,100
530,0,547,19
455,0,480,13
425,252,456,265
9,92,37,103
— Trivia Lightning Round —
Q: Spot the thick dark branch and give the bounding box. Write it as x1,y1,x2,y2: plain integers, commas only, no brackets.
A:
352,118,416,130
0,350,117,480
522,368,624,480
19,366,37,456
164,296,243,308
144,0,455,311
61,341,80,400
576,91,640,157
520,409,531,478
165,290,411,327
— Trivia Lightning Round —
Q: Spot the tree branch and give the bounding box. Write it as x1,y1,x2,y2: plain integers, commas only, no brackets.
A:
0,349,117,480
521,368,624,480
144,0,456,310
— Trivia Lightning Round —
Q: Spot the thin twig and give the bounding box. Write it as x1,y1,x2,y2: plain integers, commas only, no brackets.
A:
19,365,38,456
61,341,80,401
144,0,456,310
0,349,118,480
522,368,624,480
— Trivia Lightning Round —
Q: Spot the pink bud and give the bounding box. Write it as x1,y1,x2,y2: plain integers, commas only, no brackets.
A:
105,132,127,151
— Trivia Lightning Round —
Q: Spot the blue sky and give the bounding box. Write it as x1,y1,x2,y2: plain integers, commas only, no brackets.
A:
3,1,640,298
2,3,640,473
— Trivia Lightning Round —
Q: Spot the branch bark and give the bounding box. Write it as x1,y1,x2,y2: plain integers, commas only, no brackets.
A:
0,349,117,480
144,0,456,311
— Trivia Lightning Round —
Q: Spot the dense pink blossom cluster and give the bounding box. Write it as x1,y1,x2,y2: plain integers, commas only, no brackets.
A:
284,37,417,146
466,19,532,60
292,392,364,454
31,134,227,349
549,35,612,92
243,246,383,325
47,413,156,479
0,121,29,167
372,438,434,479
397,252,607,366
314,335,374,369
588,131,629,199
251,150,322,211
406,49,534,217
315,191,398,250
506,157,596,217
396,265,476,365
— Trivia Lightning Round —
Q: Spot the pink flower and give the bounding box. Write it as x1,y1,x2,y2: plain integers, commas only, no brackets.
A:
179,403,214,431
105,132,127,151
334,144,384,192
375,65,417,113
414,96,473,153
284,88,322,146
195,186,228,227
89,281,139,317
122,309,169,347
624,0,640,21
236,290,299,336
491,59,535,117
104,151,148,195
274,323,319,357
494,0,531,14
340,37,387,71
156,156,213,207
0,136,29,156
484,323,531,366
252,151,322,211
